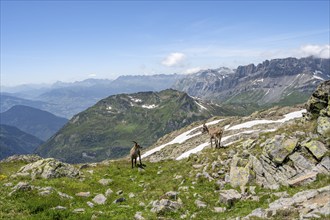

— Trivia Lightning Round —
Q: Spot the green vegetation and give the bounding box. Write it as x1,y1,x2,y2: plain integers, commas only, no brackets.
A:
36,90,230,163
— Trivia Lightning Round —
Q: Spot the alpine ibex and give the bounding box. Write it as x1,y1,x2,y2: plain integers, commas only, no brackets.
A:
202,123,224,148
130,141,143,168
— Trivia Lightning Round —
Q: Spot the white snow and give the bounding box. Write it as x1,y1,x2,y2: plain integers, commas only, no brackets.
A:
129,96,142,103
176,129,259,160
226,109,306,131
195,101,208,110
143,109,306,160
142,104,158,109
141,119,224,159
106,106,112,110
264,88,271,96
313,75,325,81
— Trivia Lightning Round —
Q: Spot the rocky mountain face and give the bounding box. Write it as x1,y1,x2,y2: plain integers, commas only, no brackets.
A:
0,105,68,141
0,81,329,219
35,89,228,163
173,57,330,107
0,124,44,160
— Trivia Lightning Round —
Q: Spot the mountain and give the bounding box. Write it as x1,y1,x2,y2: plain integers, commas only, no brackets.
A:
36,74,184,118
173,57,330,108
0,124,44,160
36,89,229,163
0,94,49,113
0,81,328,219
0,105,68,141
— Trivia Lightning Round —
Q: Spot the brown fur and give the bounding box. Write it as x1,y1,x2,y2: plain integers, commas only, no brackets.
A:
202,124,224,148
130,141,142,168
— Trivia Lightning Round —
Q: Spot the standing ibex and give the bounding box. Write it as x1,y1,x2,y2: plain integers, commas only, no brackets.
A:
130,141,143,168
202,123,224,148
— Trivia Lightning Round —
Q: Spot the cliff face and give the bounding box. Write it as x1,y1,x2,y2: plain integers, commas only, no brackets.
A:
173,57,330,105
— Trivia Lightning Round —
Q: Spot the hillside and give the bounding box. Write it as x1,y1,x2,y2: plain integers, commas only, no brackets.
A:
36,89,229,163
0,81,328,220
173,57,330,109
0,124,44,160
0,105,68,141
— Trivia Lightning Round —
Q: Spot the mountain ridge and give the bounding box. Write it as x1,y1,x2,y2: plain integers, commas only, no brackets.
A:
35,89,229,163
0,105,68,141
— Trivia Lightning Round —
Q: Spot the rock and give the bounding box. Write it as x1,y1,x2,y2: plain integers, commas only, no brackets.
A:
98,178,113,186
16,158,80,179
52,206,67,210
192,164,204,169
4,182,13,187
287,172,318,186
195,199,207,208
264,136,298,165
92,194,107,205
116,190,123,195
12,182,32,191
134,212,145,220
113,197,126,203
58,192,73,199
105,188,114,197
289,152,315,172
87,201,94,208
245,185,330,219
129,193,135,198
38,186,54,196
273,191,289,198
302,140,328,160
219,189,242,206
320,156,330,171
9,182,32,196
306,80,330,118
229,155,254,188
150,199,182,214
317,116,330,138
249,186,256,195
73,208,85,213
76,191,90,197
214,207,226,213
165,191,179,200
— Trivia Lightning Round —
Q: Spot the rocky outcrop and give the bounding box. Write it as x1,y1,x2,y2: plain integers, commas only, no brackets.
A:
173,57,330,105
244,186,330,220
13,158,81,179
306,80,330,144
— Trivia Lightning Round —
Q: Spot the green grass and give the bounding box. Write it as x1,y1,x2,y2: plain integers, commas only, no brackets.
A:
0,154,329,220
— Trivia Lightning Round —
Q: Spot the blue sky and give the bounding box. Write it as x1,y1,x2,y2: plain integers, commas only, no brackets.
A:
1,1,329,86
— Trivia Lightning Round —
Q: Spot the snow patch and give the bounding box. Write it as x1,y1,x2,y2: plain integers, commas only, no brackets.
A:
106,106,112,110
141,119,225,159
264,88,271,96
195,101,207,111
313,75,325,81
142,104,158,109
226,109,306,130
129,96,142,103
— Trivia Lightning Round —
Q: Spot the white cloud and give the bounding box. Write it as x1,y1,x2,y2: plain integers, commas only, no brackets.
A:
161,52,186,67
88,73,97,77
297,44,330,58
184,67,202,74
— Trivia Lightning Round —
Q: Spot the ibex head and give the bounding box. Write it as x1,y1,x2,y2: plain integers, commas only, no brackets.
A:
202,123,209,134
132,141,142,149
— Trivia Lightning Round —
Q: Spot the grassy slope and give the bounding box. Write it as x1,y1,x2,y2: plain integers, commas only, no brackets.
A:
1,142,329,219
36,90,229,163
